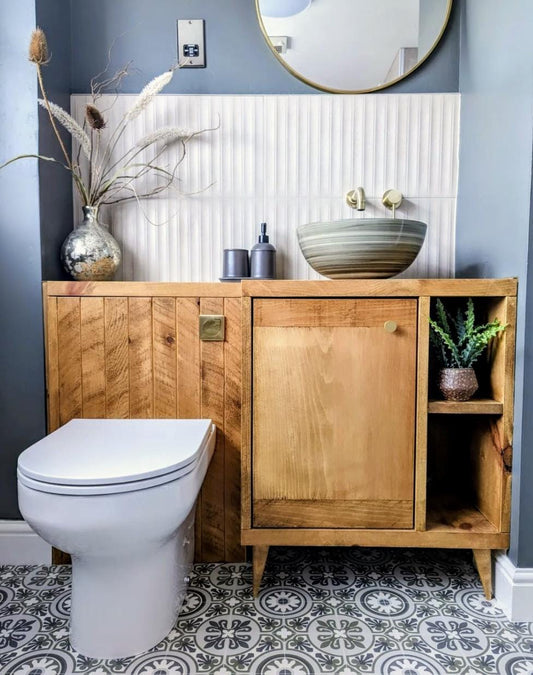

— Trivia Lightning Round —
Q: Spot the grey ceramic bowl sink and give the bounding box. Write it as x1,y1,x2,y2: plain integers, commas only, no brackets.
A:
296,217,427,279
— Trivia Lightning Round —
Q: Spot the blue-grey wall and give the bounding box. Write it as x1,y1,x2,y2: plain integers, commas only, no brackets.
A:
69,0,460,95
456,0,533,565
36,0,73,281
0,1,46,518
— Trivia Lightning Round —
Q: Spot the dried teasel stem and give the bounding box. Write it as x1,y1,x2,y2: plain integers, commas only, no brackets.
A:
29,29,72,171
28,27,49,65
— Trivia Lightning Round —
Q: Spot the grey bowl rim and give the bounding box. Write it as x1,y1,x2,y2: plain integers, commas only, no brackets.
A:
297,217,427,238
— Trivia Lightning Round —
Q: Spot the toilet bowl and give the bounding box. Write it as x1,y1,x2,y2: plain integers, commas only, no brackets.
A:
17,418,216,659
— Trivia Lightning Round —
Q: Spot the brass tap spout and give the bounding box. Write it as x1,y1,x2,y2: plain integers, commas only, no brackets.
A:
346,187,366,211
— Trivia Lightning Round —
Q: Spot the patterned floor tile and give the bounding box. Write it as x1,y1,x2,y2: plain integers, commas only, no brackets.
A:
0,549,532,674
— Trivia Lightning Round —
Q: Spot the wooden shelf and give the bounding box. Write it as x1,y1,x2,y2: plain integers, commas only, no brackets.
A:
428,398,503,415
426,501,498,534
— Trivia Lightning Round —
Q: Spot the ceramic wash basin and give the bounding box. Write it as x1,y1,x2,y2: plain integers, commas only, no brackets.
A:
296,217,427,279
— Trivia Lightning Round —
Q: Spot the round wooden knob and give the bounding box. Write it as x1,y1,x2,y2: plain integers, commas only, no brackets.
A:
384,320,397,333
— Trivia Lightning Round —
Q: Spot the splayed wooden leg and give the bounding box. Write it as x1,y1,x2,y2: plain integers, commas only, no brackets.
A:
473,549,492,599
253,546,269,597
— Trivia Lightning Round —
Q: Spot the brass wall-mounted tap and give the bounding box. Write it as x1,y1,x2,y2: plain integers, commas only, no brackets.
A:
346,187,366,211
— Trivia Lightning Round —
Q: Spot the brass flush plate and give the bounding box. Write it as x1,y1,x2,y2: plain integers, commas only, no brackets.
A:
199,315,225,341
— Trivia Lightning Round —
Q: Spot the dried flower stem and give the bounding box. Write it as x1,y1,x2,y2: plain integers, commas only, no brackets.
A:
35,65,71,169
93,69,176,188
3,28,214,213
136,126,195,147
86,105,106,130
38,100,91,159
125,70,174,121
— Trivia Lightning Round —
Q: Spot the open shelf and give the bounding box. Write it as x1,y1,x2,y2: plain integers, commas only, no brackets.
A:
428,398,503,415
426,498,499,534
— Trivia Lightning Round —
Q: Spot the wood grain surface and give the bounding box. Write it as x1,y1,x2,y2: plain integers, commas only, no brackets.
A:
45,290,244,563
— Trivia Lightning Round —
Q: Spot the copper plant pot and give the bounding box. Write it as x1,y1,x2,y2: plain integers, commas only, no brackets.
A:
438,367,479,402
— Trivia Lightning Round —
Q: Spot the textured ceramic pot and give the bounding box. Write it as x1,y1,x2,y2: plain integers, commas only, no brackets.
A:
61,206,121,281
438,367,479,401
296,218,427,279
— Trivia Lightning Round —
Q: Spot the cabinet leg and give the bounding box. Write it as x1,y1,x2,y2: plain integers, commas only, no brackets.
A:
52,547,71,565
472,549,493,599
253,546,269,597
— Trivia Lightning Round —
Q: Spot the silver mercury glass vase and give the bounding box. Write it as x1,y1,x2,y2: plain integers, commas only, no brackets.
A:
61,206,121,281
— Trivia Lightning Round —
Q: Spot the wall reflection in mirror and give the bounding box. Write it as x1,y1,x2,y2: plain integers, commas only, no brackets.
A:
257,0,452,93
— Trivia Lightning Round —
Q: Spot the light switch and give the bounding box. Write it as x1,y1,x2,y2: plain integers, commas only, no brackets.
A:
177,19,206,68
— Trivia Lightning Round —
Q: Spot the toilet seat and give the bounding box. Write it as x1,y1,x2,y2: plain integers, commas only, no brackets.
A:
17,419,215,496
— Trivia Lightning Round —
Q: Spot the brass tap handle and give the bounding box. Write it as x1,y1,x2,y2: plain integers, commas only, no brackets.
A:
382,189,403,215
384,320,397,333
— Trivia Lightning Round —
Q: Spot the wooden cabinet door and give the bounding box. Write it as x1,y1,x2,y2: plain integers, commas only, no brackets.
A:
252,298,417,529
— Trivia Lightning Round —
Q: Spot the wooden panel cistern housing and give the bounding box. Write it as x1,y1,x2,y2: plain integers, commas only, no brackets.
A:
44,279,517,600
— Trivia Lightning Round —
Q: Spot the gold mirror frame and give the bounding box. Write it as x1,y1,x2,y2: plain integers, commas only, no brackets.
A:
256,0,453,94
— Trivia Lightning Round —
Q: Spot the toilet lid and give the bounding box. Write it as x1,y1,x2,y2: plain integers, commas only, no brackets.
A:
17,419,213,487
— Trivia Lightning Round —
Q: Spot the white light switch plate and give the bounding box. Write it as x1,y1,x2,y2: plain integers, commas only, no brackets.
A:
177,19,206,68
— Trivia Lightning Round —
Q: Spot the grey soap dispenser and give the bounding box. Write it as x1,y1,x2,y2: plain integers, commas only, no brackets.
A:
250,222,276,279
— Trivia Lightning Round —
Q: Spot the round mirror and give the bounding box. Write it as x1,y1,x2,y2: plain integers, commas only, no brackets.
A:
256,0,453,93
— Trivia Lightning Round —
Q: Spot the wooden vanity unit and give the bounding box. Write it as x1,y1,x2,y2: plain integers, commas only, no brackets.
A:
43,278,516,599
241,279,517,598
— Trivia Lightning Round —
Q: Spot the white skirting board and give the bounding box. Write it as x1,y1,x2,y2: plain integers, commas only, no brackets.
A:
494,552,533,621
0,520,51,564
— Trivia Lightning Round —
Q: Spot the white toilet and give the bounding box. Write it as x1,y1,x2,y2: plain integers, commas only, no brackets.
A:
17,418,216,659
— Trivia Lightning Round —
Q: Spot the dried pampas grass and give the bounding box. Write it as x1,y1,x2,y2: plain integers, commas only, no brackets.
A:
125,70,174,121
38,99,91,160
136,126,194,147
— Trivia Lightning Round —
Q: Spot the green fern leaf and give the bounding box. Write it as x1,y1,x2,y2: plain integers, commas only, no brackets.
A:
465,298,476,339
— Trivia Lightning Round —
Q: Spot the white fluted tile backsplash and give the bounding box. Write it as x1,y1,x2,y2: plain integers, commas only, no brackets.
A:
71,93,459,281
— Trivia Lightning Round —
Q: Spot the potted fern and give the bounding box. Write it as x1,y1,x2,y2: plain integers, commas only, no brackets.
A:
429,298,506,401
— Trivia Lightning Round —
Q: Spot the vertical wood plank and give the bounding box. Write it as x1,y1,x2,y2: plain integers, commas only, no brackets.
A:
44,294,60,432
485,296,516,531
153,297,177,418
501,296,516,531
104,297,130,418
200,297,226,561
224,297,245,561
57,297,82,426
416,296,430,531
241,296,253,533
177,298,202,559
80,298,106,418
177,298,201,419
129,297,154,418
